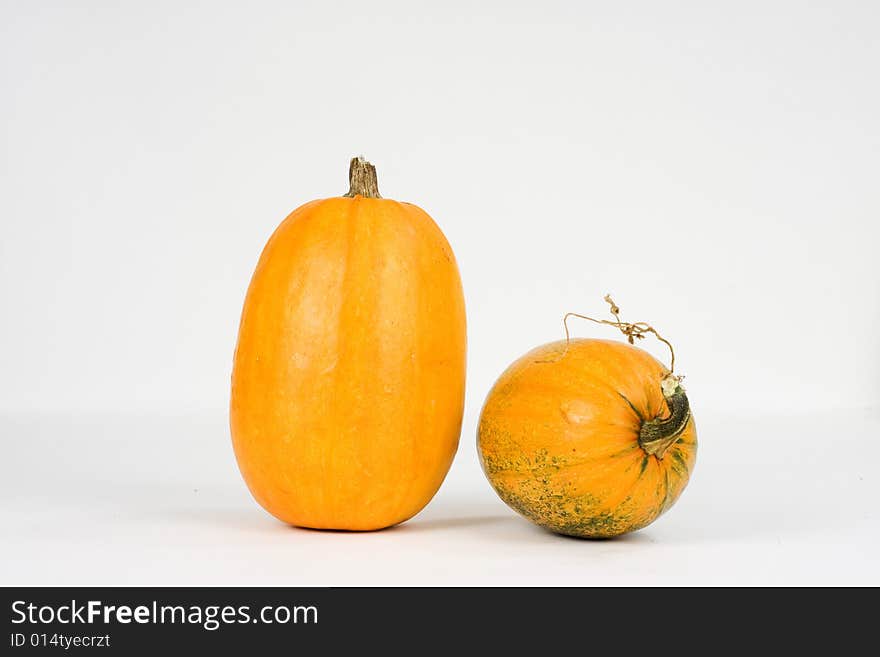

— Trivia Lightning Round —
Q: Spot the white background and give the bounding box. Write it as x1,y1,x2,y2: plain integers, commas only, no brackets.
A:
2,1,878,585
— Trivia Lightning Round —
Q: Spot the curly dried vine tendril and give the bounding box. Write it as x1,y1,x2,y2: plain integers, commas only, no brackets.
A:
543,295,676,373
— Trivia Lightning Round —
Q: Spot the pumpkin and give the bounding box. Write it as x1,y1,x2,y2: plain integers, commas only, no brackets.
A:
230,157,466,531
478,304,696,538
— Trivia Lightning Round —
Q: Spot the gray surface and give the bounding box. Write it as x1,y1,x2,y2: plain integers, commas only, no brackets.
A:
3,409,877,586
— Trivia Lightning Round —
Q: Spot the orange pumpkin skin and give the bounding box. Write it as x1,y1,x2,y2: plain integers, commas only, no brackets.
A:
478,339,696,538
231,194,466,531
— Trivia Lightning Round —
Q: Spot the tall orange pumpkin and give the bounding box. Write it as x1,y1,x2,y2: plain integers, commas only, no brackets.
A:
231,157,466,531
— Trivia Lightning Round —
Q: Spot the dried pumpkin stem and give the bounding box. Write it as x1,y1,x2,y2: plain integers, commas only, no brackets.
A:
639,380,690,459
343,156,381,199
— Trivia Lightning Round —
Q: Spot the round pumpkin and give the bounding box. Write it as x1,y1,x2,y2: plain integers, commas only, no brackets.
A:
478,338,696,538
230,157,466,531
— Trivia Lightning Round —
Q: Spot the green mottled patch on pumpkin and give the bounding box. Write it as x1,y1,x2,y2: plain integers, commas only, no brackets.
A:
488,471,637,539
480,430,689,538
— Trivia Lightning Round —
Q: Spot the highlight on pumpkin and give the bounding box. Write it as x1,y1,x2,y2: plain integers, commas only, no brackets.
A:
230,157,466,531
478,297,696,538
